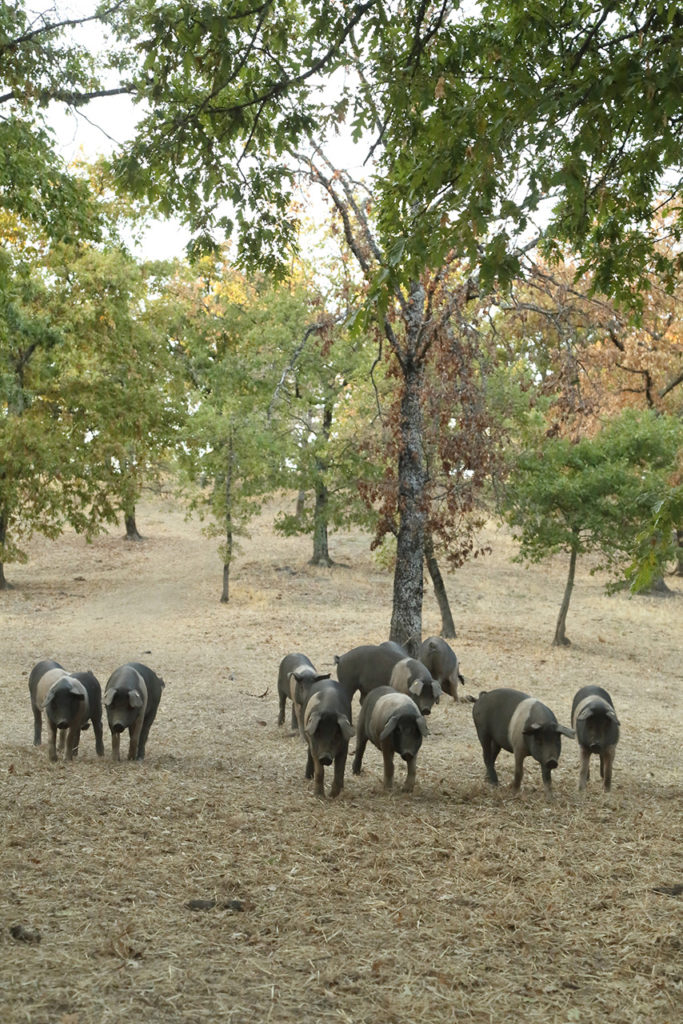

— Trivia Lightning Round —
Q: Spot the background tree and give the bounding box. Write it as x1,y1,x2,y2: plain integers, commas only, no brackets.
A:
500,409,682,646
168,258,296,602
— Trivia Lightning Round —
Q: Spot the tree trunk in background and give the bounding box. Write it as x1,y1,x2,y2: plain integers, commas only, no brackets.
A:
675,528,683,576
424,530,456,638
124,509,143,541
310,482,333,566
310,403,334,567
0,513,9,590
553,543,578,646
220,445,234,604
295,490,306,518
390,352,427,658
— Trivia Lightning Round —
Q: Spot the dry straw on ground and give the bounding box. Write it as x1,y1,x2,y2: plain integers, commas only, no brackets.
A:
1,494,681,1024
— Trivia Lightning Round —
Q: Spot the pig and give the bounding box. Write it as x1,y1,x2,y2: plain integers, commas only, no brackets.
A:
352,686,429,792
301,678,355,798
29,659,104,761
472,688,575,798
277,653,331,737
418,636,468,702
571,685,620,792
334,644,442,717
104,662,164,761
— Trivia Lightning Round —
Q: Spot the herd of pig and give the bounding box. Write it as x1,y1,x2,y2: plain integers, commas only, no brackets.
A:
278,638,621,800
28,659,164,763
28,638,620,801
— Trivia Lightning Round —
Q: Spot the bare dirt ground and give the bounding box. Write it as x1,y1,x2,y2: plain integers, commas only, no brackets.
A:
1,492,681,1024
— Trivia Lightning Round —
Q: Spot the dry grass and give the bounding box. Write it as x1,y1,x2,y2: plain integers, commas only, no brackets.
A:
0,494,681,1024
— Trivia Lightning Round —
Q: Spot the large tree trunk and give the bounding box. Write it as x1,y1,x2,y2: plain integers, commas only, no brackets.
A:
310,404,334,567
124,509,143,542
310,484,333,566
390,348,427,657
0,512,9,590
220,447,234,604
553,543,578,646
423,530,456,638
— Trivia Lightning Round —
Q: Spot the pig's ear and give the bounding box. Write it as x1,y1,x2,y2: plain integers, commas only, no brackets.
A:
315,673,331,682
305,711,321,737
556,724,575,738
104,690,116,706
128,691,144,709
409,680,424,697
379,715,399,741
42,689,55,708
337,716,355,741
418,716,430,737
576,706,593,721
68,681,85,698
608,710,620,725
432,681,442,701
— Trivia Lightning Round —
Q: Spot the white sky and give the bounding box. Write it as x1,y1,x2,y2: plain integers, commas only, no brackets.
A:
39,2,373,264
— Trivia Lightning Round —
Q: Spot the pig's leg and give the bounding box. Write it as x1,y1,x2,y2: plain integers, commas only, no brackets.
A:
93,718,104,757
111,729,121,762
512,750,525,791
136,713,155,760
58,729,67,752
128,715,143,760
352,735,367,775
578,747,591,791
65,726,80,761
312,754,325,797
540,762,553,801
482,736,500,786
47,722,58,762
305,747,314,779
403,754,417,793
330,750,347,798
32,705,42,746
380,739,395,791
601,746,615,792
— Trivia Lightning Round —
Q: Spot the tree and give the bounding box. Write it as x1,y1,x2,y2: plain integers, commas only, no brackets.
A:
501,409,682,646
0,3,128,242
168,258,297,602
99,2,682,304
0,208,181,587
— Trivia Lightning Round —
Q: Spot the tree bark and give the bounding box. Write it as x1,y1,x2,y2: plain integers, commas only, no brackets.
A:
390,350,427,657
295,489,306,518
675,528,683,577
124,510,143,541
423,530,456,638
0,512,9,590
310,403,334,567
553,542,578,646
220,444,234,604
310,483,333,566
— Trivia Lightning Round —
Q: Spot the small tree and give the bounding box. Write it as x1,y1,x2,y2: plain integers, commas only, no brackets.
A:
501,409,682,645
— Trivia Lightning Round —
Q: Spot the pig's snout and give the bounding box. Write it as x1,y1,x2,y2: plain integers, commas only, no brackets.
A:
545,758,558,770
57,720,70,729
422,707,431,716
112,723,125,734
319,754,333,766
401,752,413,762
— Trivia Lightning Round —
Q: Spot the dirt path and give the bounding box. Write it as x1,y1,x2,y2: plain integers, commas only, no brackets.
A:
1,494,680,1024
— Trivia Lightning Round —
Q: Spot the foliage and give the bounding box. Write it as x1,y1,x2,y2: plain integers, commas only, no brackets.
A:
96,1,683,309
626,485,683,593
0,2,125,241
0,207,181,584
500,408,682,638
